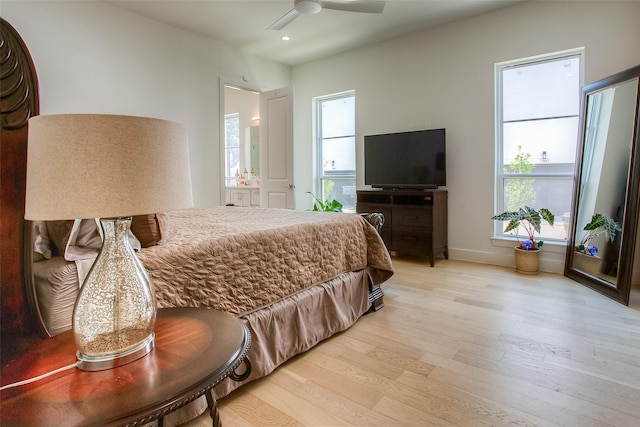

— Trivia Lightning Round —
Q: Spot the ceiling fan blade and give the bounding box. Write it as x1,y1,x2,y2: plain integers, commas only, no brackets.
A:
321,0,385,14
268,9,300,30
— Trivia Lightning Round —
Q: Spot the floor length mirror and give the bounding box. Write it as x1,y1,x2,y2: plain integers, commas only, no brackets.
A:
565,64,640,305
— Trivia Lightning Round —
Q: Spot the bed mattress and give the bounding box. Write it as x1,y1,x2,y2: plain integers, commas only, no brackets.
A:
137,206,394,315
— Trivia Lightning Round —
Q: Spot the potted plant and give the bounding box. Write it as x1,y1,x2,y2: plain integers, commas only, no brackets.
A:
492,206,555,274
306,192,343,212
573,213,620,275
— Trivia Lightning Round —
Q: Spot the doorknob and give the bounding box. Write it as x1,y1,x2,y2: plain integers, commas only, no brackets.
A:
288,184,295,189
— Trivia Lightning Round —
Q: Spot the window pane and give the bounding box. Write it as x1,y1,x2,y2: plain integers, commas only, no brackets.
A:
322,177,356,211
226,147,239,175
503,116,579,166
225,115,239,148
322,136,355,172
317,92,355,211
497,52,581,243
503,56,580,121
321,97,355,138
225,115,240,179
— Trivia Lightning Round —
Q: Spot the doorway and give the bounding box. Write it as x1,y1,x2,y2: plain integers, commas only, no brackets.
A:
219,78,295,209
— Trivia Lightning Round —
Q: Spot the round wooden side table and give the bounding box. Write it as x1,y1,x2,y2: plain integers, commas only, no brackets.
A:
1,307,251,426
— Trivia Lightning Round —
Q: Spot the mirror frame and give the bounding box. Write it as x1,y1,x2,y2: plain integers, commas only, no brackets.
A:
565,64,640,305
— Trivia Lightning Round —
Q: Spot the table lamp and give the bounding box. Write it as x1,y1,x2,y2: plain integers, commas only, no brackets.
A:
25,114,193,371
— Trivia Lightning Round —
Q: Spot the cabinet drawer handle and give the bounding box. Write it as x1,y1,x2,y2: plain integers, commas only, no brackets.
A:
403,236,418,242
403,216,420,220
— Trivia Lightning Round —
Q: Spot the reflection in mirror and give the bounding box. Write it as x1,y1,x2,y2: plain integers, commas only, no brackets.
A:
223,84,260,186
572,80,637,284
565,65,640,305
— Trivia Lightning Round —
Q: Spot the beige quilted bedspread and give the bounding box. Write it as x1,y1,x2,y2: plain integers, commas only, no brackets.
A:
137,207,394,316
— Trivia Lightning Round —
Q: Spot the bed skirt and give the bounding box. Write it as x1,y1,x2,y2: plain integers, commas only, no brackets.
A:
216,268,369,398
161,269,371,426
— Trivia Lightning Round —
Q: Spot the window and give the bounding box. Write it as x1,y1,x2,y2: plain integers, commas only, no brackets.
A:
224,113,240,186
496,51,583,242
316,92,356,211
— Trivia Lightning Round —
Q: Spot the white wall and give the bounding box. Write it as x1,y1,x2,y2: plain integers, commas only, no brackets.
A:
2,0,291,207
291,0,640,272
4,1,640,272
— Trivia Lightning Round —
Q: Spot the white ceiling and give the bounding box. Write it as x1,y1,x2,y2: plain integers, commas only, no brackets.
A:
105,0,524,66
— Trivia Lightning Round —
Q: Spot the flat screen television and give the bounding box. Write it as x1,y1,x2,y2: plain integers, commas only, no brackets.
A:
364,128,446,189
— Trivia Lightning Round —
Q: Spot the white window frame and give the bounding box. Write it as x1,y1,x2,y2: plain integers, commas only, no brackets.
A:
495,49,584,242
314,91,356,210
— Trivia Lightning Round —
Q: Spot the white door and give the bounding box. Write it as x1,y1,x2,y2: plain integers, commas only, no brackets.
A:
260,86,294,209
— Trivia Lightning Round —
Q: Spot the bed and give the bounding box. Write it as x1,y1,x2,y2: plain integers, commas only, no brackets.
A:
1,17,393,426
31,207,392,424
32,206,393,391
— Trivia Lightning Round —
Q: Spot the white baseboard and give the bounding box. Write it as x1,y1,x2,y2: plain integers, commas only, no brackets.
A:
446,245,638,285
449,248,565,274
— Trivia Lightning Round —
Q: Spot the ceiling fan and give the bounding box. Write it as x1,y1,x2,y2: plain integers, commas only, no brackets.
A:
268,0,386,31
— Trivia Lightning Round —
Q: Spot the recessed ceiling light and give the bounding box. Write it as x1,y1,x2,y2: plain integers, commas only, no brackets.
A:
281,35,290,41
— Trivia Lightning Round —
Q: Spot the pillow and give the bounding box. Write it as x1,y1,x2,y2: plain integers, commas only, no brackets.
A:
45,220,74,257
131,213,169,247
33,221,52,261
64,218,142,261
64,219,103,261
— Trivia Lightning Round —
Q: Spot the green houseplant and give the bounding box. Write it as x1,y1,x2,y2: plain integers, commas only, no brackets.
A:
573,213,620,276
306,192,343,212
492,206,555,274
575,213,619,255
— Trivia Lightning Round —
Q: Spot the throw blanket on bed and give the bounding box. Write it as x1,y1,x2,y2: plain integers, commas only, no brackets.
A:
137,207,393,316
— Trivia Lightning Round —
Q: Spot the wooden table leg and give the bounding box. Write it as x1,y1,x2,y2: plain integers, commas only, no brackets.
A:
205,390,221,427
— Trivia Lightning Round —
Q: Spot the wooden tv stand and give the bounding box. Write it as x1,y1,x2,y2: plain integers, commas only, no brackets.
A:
356,189,448,266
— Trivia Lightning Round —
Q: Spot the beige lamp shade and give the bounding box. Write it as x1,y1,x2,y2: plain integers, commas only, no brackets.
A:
25,114,193,220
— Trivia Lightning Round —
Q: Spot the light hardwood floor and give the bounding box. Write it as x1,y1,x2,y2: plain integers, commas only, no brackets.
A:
185,257,640,426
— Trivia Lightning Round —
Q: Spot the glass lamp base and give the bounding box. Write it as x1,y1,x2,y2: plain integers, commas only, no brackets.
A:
73,217,158,372
76,333,155,371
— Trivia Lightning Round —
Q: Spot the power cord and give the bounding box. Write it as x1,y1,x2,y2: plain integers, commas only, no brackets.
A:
0,361,80,391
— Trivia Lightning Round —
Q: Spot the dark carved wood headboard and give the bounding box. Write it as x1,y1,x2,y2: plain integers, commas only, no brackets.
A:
1,17,41,365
